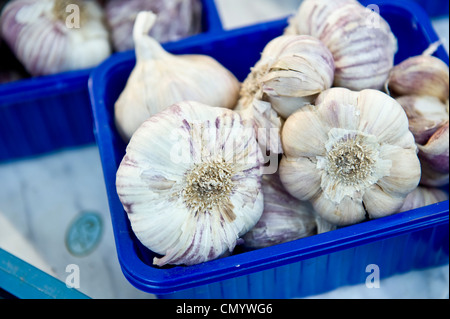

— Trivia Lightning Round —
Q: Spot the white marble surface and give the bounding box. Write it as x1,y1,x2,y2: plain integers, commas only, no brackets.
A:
0,0,449,299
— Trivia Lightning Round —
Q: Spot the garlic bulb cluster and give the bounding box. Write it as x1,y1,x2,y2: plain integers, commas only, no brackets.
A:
105,0,202,52
279,88,421,226
237,35,335,119
242,173,317,250
0,0,111,76
116,101,264,266
399,186,449,213
387,48,449,187
115,11,240,141
386,50,449,103
285,0,397,91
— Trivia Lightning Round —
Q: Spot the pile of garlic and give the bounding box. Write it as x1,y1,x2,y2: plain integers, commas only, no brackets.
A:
0,0,202,78
114,1,448,267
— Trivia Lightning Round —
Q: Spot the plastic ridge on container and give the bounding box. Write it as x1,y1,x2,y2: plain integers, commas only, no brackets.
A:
88,0,449,299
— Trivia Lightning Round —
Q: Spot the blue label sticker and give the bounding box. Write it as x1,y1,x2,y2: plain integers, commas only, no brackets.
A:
66,212,103,257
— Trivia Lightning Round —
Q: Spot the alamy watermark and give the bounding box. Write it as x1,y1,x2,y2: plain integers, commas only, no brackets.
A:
365,264,380,288
65,4,81,29
65,264,80,289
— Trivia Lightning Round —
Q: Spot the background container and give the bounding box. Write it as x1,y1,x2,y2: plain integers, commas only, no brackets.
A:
88,0,449,298
0,0,222,163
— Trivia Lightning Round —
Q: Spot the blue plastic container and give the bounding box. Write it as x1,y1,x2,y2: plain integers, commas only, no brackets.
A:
89,0,449,298
0,0,222,163
412,0,449,18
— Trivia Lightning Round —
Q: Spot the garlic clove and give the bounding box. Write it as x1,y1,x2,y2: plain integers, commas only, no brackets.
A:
417,121,449,175
312,191,366,226
114,11,240,141
386,54,449,102
281,104,328,158
395,95,449,145
285,0,397,91
237,96,284,155
399,186,449,213
420,160,450,187
116,101,264,266
376,145,422,197
279,156,322,201
242,174,317,250
362,184,409,219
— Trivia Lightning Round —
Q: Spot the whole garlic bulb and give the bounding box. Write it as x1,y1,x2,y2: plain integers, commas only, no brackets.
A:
418,121,449,187
285,0,397,91
385,50,449,103
279,88,421,226
394,96,449,187
395,95,449,145
242,173,317,250
0,0,111,76
105,0,202,52
114,11,240,141
238,35,335,119
116,101,264,266
399,186,448,213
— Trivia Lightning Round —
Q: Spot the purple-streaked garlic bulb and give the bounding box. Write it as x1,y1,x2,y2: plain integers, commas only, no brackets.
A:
105,0,202,52
279,88,421,226
116,101,264,266
242,173,317,250
238,34,335,120
385,48,449,103
0,0,111,76
285,0,397,91
394,96,449,187
114,11,240,142
399,186,448,212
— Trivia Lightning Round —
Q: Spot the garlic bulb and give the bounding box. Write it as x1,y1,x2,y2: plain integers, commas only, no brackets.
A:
385,51,449,103
399,186,448,212
105,0,202,52
418,121,449,187
395,95,449,145
279,88,421,226
116,101,264,266
114,11,240,141
285,0,397,91
238,35,335,119
0,0,111,76
242,173,317,250
394,96,449,186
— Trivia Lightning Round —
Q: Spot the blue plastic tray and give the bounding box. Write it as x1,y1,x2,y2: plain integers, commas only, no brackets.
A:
88,0,449,298
0,0,222,163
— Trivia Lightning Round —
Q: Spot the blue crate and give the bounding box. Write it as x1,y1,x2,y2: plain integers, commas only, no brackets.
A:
412,0,449,18
0,248,89,299
89,0,449,299
0,0,222,163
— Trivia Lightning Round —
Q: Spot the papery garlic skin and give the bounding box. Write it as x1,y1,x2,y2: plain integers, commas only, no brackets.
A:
242,174,316,250
105,0,202,52
116,101,264,266
0,0,111,76
395,95,449,145
418,122,449,186
114,11,240,141
279,88,421,226
399,186,449,212
386,55,449,102
285,0,397,91
238,35,335,119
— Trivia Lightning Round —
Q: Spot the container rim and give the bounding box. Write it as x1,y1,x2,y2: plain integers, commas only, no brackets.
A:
88,0,450,295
